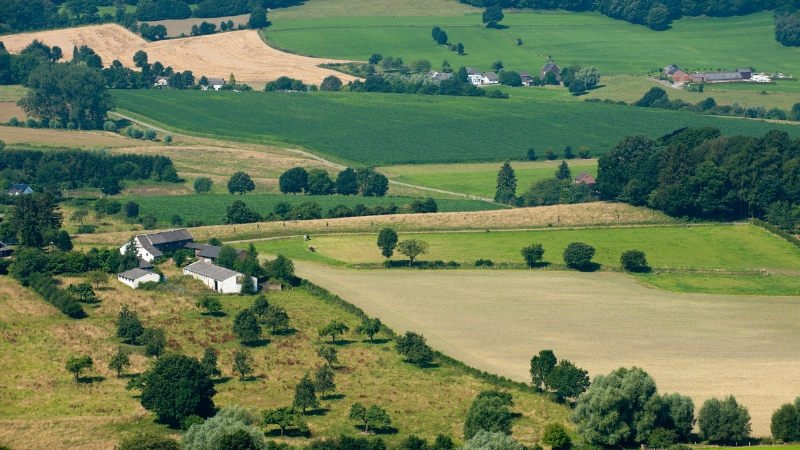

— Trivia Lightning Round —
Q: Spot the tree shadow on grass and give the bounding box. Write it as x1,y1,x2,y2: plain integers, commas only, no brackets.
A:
322,393,346,401
79,375,106,383
332,339,355,347
203,311,227,318
243,338,271,348
213,376,233,385
302,407,330,417
368,338,392,345
352,425,399,435
270,328,297,336
265,427,310,438
574,262,602,272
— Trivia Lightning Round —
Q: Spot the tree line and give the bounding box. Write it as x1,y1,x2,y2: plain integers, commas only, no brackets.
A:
596,127,800,226
456,0,779,30
775,6,800,46
493,161,596,206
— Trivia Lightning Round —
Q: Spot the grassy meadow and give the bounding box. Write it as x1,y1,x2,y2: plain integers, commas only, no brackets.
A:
380,159,597,199
267,11,800,76
0,264,567,449
114,90,800,165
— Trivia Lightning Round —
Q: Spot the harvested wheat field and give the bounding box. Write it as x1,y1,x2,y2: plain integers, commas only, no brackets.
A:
1,25,357,84
0,102,24,122
0,126,150,148
75,202,674,245
146,14,250,37
296,262,800,435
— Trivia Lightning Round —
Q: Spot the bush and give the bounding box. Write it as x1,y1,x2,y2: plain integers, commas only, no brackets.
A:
698,396,752,444
563,242,595,269
145,129,157,140
181,406,265,450
542,423,571,450
117,432,180,450
620,250,648,271
8,117,18,126
77,224,96,234
475,259,494,267
165,134,173,144
463,391,515,440
103,120,117,132
26,117,37,128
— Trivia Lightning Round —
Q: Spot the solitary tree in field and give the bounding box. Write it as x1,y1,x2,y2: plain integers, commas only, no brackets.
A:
108,346,131,378
377,228,398,259
232,309,262,345
232,349,254,381
141,327,167,359
320,75,343,91
495,162,517,204
349,403,392,433
356,317,382,343
316,345,338,367
253,295,269,319
196,296,223,315
318,319,349,344
201,347,221,377
314,365,336,399
294,373,319,413
620,250,648,271
396,239,429,266
482,5,504,28
521,244,545,268
262,407,308,436
563,242,595,269
395,331,434,367
193,177,213,194
463,391,514,439
264,305,290,333
227,171,255,195
117,304,144,344
66,355,93,382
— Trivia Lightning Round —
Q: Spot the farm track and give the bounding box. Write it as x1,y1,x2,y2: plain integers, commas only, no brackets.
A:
110,111,496,201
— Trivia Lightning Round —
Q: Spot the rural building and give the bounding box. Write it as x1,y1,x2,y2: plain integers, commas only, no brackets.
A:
691,69,764,83
427,71,454,82
541,62,561,81
480,72,499,85
138,258,154,270
117,268,160,289
0,243,13,258
518,72,534,86
7,184,33,195
204,78,226,90
184,243,246,264
664,65,691,83
574,171,596,186
154,76,169,87
183,261,257,294
121,229,194,262
466,68,482,85
465,68,499,85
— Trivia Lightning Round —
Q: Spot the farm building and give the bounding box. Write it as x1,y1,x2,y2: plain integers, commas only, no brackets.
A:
541,62,561,81
154,76,169,87
183,261,257,294
518,72,534,86
690,68,763,83
574,171,596,186
0,243,13,258
121,229,194,262
6,184,33,195
465,68,499,85
203,78,226,90
664,65,691,83
427,71,454,82
184,243,246,264
117,268,160,289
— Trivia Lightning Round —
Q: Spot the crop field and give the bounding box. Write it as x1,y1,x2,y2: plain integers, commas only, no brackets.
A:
269,0,479,20
125,193,505,226
0,85,27,102
582,76,800,111
294,262,800,436
0,25,355,85
0,265,567,449
114,90,800,165
146,14,250,37
380,160,598,199
267,11,800,76
0,102,25,123
254,224,800,272
639,273,800,296
0,126,152,149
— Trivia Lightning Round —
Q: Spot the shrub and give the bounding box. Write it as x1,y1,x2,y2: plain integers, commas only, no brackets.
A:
165,134,173,144
475,259,494,267
26,117,37,128
117,432,180,450
180,406,264,450
103,120,117,132
464,391,515,440
8,116,18,126
145,129,157,140
697,396,752,444
67,121,77,129
77,224,96,234
563,242,595,269
542,423,571,450
620,250,648,271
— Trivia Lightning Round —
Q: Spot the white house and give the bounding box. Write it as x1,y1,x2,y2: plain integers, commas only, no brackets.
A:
154,76,169,87
121,229,194,262
203,78,226,90
117,268,160,289
183,261,257,294
480,72,499,85
466,68,499,85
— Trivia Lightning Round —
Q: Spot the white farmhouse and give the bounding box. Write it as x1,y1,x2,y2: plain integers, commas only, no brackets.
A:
118,268,161,289
183,261,257,294
120,229,194,262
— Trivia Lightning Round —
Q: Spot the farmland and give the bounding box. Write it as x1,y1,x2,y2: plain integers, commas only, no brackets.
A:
0,265,567,449
267,11,800,77
294,261,800,436
121,193,505,226
380,159,598,199
114,90,800,165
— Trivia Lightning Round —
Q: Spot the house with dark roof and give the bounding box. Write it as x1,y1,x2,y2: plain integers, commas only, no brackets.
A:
203,78,226,91
427,71,454,82
184,243,246,264
183,261,257,294
574,171,596,187
121,229,194,262
118,268,161,289
7,184,33,195
541,62,561,81
0,242,13,258
518,72,534,86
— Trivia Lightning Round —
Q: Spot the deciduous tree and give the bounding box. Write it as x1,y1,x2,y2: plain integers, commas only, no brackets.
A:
563,242,595,269
117,304,144,344
142,327,167,359
377,228,398,259
396,239,429,266
201,347,221,377
279,167,308,194
233,309,262,345
316,345,338,367
108,346,131,377
227,171,255,195
356,317,382,343
464,391,514,439
314,365,336,399
698,396,752,444
294,373,318,413
530,350,557,390
482,5,504,27
521,244,545,268
66,354,93,382
262,407,308,436
318,319,349,344
395,331,434,367
232,349,254,381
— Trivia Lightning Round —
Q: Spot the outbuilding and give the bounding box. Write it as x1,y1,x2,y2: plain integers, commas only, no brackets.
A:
183,261,257,294
117,268,160,289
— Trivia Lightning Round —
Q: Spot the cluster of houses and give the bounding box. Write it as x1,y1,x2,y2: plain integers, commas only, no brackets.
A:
154,76,227,90
426,62,562,87
664,65,772,84
116,229,257,294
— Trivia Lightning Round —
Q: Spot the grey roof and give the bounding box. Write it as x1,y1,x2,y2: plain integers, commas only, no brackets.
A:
140,241,162,258
466,67,481,75
140,229,193,246
483,72,498,81
9,184,30,190
138,258,154,269
208,78,225,85
737,68,751,73
517,71,532,79
118,268,155,280
704,71,743,81
427,71,453,81
184,261,241,281
184,243,208,250
542,62,559,72
196,245,245,259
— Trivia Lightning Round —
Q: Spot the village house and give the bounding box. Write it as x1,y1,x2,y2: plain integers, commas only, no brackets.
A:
121,229,194,262
203,78,226,90
117,268,161,289
574,171,596,187
154,76,169,87
184,243,246,264
0,242,13,258
427,71,454,82
664,65,691,84
465,68,499,86
541,62,561,81
6,184,33,195
183,261,257,294
466,68,482,85
518,72,534,86
690,68,763,83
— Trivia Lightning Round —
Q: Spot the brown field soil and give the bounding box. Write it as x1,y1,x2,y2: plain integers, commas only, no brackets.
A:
296,262,800,436
0,102,24,122
0,25,357,84
0,126,150,148
74,202,674,245
146,14,251,37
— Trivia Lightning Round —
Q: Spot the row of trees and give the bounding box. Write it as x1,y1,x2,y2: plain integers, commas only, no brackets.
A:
279,167,389,197
596,127,800,223
775,8,800,47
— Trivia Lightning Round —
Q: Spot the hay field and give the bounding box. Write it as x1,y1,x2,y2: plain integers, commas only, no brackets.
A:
74,202,672,245
269,0,479,20
295,262,800,436
0,102,24,123
0,126,151,148
0,25,356,84
146,14,250,37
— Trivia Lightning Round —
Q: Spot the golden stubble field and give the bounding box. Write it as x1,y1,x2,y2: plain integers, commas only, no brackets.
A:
295,262,800,435
1,25,357,84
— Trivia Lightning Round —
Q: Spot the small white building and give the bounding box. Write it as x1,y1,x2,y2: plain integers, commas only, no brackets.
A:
183,261,257,294
118,268,160,289
154,76,169,87
120,229,194,263
203,78,226,90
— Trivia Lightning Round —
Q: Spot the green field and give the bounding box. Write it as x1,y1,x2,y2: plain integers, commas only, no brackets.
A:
381,160,597,199
267,11,800,76
114,90,800,165
125,193,504,226
639,272,800,296
255,224,800,271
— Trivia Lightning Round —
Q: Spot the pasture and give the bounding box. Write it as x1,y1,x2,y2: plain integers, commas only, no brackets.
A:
267,11,800,77
0,265,567,449
268,0,480,20
114,90,800,165
254,224,800,272
380,159,598,199
294,261,800,436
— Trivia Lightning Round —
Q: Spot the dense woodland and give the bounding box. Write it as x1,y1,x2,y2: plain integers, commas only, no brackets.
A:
596,127,800,228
